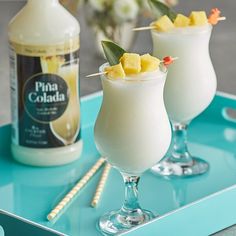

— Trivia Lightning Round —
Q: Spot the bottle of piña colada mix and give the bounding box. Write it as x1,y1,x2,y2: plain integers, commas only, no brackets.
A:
8,0,83,166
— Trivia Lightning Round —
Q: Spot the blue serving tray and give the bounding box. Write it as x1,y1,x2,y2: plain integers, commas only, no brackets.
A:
0,91,236,236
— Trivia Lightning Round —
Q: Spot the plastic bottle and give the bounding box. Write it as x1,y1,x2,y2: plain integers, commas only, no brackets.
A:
8,0,83,166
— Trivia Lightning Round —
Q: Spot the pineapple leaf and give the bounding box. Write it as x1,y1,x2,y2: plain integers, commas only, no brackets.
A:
148,0,177,21
101,41,126,66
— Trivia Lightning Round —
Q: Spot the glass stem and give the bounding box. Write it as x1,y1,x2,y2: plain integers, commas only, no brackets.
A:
121,174,141,213
171,123,192,163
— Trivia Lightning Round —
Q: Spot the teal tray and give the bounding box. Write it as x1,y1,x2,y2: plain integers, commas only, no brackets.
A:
0,91,236,236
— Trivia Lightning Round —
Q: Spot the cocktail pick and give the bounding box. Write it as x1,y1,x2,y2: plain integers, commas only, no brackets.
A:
47,157,105,221
133,26,156,31
86,71,108,78
133,12,226,32
208,8,226,25
86,56,178,78
91,163,111,208
162,56,178,66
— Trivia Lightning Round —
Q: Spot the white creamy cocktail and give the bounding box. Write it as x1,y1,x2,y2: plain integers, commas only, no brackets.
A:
151,24,217,176
152,25,216,123
95,64,171,175
94,53,171,234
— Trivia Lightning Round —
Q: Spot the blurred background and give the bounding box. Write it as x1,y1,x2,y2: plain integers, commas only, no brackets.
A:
0,0,235,125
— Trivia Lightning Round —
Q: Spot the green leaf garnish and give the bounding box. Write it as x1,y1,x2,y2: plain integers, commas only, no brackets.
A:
148,0,177,22
101,41,126,66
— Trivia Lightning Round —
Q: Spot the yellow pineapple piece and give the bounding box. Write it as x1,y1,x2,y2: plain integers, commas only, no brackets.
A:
120,53,141,75
141,54,160,72
105,63,126,79
189,11,208,26
174,14,190,27
152,15,175,32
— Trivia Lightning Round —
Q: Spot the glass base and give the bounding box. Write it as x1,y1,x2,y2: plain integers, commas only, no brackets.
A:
151,157,209,177
98,208,154,235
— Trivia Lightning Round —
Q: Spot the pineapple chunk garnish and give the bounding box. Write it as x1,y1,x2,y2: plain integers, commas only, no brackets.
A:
189,11,208,26
120,53,141,75
141,54,160,72
105,63,126,79
152,15,175,32
174,14,190,27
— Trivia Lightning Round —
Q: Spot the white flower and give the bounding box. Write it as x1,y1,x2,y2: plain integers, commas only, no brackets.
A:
88,0,109,12
113,0,139,21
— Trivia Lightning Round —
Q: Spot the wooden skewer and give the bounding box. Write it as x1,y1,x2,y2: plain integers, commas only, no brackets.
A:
86,71,107,78
47,157,106,221
85,57,179,78
218,16,226,21
133,16,226,32
91,163,111,208
132,26,155,31
164,57,179,62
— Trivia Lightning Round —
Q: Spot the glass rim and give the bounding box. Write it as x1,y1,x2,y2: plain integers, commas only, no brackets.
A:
151,23,213,36
99,62,167,82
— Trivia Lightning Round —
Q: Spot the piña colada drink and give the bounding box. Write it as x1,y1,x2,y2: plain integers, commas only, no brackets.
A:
95,63,171,174
149,7,222,176
93,42,173,235
152,15,216,123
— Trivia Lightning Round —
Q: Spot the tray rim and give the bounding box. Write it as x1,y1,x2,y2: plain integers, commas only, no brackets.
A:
0,90,236,236
0,209,66,236
216,90,236,100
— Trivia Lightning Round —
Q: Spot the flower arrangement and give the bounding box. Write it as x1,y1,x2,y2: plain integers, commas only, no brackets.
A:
84,0,141,39
60,0,178,17
60,0,178,54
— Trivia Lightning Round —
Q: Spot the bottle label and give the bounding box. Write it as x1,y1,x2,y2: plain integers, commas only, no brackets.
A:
10,38,81,148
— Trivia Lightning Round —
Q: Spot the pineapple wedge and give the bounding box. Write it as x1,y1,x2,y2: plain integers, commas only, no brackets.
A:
174,14,190,27
189,11,208,26
120,53,141,75
152,15,175,32
105,63,126,79
141,54,160,72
